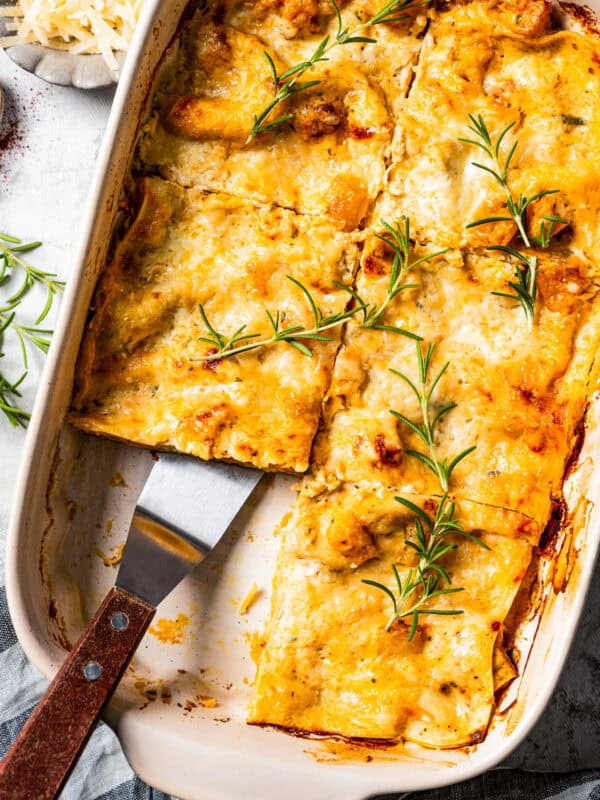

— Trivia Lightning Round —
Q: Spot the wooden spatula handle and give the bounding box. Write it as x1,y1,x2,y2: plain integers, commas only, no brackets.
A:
0,586,155,800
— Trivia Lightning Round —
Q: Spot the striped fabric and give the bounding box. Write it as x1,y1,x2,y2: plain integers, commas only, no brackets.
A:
0,585,172,800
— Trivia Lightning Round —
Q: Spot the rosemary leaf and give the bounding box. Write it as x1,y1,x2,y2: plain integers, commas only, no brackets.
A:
192,275,366,363
363,494,476,637
363,345,484,638
0,369,30,428
0,233,59,426
561,114,586,126
460,114,564,330
337,217,446,340
248,0,430,141
389,341,475,492
1,233,63,314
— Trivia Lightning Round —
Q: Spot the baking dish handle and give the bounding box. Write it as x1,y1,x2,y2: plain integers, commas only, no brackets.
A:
0,586,155,800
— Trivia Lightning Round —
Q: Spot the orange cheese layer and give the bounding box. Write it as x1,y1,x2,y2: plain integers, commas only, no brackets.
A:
247,0,600,746
311,239,600,526
136,7,419,219
249,502,532,746
71,177,360,472
385,0,600,258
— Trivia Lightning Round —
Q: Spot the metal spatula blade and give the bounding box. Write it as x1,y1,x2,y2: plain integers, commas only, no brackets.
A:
117,453,262,606
0,453,263,800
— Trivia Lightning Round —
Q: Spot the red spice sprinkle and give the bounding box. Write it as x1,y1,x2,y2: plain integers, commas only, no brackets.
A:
202,347,220,370
0,84,47,190
363,254,386,275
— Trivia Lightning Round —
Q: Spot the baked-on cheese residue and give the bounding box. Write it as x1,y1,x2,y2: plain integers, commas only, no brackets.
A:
71,0,600,749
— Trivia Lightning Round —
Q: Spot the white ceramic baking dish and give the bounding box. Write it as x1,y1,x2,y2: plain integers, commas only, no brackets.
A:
6,1,600,797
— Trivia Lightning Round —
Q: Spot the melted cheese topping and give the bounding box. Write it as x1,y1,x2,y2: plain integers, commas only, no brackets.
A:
247,0,600,746
71,177,359,472
137,13,395,218
223,0,428,114
250,520,531,745
386,2,600,257
72,0,600,749
311,239,600,526
282,482,538,569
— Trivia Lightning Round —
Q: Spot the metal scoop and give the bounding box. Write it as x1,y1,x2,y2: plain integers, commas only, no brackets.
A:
0,454,262,800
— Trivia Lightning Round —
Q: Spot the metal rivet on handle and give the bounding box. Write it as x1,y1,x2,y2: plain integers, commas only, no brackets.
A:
83,661,102,681
111,612,130,631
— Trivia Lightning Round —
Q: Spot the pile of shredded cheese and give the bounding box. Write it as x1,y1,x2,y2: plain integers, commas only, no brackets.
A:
0,0,143,70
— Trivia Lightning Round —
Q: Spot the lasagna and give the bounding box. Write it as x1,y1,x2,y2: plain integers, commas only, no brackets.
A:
71,0,600,749
71,178,360,471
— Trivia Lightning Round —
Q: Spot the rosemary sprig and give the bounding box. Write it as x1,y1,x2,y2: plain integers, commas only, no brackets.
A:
193,275,366,362
389,341,475,492
0,369,30,428
487,246,538,324
0,304,53,367
0,233,60,426
338,218,447,339
195,219,441,362
459,115,566,329
363,494,487,636
248,0,429,141
363,342,484,638
0,233,64,323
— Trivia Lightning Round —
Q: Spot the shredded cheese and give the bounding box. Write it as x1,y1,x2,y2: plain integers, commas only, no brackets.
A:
239,582,261,615
0,0,143,71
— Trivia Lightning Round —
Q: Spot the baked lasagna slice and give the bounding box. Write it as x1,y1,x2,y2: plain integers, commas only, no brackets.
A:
384,0,600,256
310,233,600,526
222,0,428,116
71,176,360,472
136,4,415,225
251,229,600,743
249,486,532,747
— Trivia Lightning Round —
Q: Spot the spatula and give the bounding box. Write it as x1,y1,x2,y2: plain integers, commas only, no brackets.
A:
0,452,262,800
